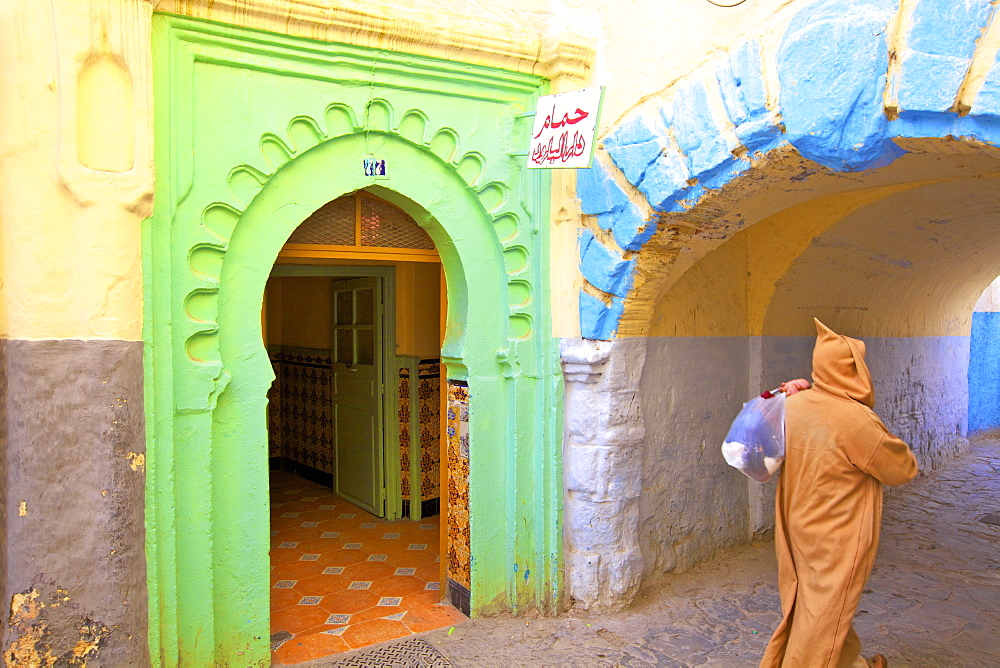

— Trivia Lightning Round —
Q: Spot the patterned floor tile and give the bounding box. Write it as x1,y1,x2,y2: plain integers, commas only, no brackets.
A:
270,471,462,664
326,614,352,625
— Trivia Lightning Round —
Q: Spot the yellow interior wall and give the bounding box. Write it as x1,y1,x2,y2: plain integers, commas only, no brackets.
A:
273,276,333,349
763,175,1000,337
649,168,1000,339
264,261,440,356
648,234,749,338
394,262,442,358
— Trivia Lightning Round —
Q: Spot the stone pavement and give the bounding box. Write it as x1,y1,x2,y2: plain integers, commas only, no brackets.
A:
310,436,1000,667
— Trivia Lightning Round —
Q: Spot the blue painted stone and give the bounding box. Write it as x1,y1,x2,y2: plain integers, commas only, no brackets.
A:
969,311,1000,432
899,0,991,116
899,0,990,112
778,0,904,171
635,148,689,211
579,229,635,298
576,162,657,250
671,79,736,178
891,111,1000,147
899,52,970,112
699,158,751,193
609,201,657,252
605,139,665,186
579,289,625,341
908,0,990,55
737,117,786,155
603,115,667,186
577,161,629,217
715,41,787,154
716,40,768,126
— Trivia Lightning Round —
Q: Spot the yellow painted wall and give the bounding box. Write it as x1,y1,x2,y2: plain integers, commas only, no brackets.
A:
265,264,440,357
268,277,334,349
649,147,1000,339
1,0,814,343
394,262,442,358
0,0,153,341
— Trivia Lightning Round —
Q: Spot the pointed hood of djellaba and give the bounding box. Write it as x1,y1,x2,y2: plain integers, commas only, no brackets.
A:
810,318,875,408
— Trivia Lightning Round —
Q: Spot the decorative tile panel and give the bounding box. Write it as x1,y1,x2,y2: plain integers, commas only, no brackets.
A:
446,380,471,590
418,361,442,502
268,346,334,473
399,360,441,508
399,367,412,500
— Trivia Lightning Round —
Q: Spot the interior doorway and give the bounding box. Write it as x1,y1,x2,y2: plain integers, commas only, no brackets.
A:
263,191,460,661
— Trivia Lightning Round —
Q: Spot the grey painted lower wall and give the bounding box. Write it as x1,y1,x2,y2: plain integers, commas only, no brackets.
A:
638,335,969,584
639,337,752,581
757,336,971,472
0,339,149,666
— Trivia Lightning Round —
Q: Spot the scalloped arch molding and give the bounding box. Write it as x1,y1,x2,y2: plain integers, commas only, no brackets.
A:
577,0,1000,339
146,14,561,665
184,99,532,388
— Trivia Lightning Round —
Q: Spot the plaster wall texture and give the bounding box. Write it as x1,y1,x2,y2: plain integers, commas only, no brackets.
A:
0,0,152,341
638,337,751,579
636,334,969,582
865,336,971,471
0,339,149,666
562,337,647,610
0,3,152,663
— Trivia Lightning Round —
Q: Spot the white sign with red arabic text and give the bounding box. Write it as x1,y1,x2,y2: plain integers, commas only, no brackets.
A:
527,86,604,169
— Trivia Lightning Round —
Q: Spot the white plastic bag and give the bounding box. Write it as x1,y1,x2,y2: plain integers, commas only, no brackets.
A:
721,391,786,483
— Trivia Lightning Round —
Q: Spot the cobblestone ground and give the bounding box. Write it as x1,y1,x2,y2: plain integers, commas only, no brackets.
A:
314,437,1000,667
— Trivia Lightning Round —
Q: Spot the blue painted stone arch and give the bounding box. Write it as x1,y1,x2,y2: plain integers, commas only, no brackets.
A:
576,0,1000,339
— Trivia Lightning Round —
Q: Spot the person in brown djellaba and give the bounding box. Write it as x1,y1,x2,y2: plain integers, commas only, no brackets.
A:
761,319,919,668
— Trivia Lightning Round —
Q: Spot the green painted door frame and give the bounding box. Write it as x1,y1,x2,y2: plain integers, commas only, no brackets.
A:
145,14,563,666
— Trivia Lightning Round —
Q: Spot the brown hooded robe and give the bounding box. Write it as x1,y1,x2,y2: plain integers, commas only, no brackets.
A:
760,319,918,668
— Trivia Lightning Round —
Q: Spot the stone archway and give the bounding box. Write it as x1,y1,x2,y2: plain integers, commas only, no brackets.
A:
566,0,1000,612
146,14,562,664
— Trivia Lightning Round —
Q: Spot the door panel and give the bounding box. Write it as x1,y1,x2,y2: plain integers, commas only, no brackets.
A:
332,278,384,516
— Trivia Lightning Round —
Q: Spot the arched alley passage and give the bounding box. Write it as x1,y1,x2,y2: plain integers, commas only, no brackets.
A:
562,0,1000,613
638,141,1000,581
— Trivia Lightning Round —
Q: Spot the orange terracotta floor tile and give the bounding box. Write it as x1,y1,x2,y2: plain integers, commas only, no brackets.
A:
272,631,349,664
270,470,466,664
340,618,411,650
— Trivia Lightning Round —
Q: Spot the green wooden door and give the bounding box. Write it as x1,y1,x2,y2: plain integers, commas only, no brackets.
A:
332,277,385,516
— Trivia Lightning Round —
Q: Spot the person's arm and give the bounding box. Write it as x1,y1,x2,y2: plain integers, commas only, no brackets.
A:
863,432,919,486
779,378,811,395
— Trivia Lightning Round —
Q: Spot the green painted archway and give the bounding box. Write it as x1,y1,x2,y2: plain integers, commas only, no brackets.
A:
145,14,562,665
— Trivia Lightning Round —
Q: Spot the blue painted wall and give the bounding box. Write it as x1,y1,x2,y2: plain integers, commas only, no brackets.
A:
968,311,1000,432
